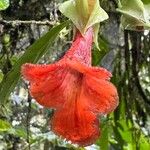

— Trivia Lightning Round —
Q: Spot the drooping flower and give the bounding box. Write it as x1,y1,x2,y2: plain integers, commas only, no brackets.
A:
21,28,118,146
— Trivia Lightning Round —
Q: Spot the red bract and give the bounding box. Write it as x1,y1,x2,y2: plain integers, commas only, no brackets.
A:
21,28,118,146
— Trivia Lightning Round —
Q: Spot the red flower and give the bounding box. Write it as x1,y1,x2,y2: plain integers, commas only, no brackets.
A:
21,28,118,146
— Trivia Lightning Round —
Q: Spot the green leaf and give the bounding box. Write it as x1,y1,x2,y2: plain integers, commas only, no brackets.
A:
0,21,69,104
117,119,133,143
139,134,150,150
4,126,27,139
96,119,109,150
59,0,108,48
92,36,109,65
0,119,11,132
14,127,27,138
0,0,9,10
0,71,4,82
117,0,150,30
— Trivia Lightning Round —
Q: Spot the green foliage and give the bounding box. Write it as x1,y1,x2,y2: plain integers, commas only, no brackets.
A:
0,21,69,105
96,118,109,150
0,0,9,10
117,0,150,30
92,36,109,65
13,126,27,138
0,71,4,82
0,119,11,132
139,134,150,150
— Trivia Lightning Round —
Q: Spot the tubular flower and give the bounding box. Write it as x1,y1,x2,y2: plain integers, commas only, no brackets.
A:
21,28,118,146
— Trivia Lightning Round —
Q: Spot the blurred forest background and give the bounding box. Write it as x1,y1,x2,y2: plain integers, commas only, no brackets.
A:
0,0,150,150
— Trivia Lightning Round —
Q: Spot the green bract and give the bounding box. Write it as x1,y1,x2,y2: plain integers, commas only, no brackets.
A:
117,0,150,30
59,0,108,49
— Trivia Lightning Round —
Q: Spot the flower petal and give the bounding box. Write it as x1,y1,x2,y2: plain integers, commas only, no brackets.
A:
66,59,112,80
51,93,100,146
21,63,67,108
48,70,101,146
83,75,119,114
21,63,62,82
66,60,118,114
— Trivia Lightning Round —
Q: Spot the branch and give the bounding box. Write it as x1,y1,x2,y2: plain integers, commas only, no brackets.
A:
110,0,118,8
0,20,56,26
26,84,32,150
130,31,150,106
